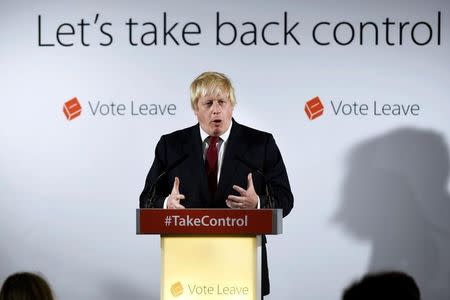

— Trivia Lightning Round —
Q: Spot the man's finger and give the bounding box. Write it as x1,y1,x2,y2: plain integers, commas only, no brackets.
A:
169,202,186,209
232,185,247,195
171,176,180,194
247,173,254,189
227,195,245,203
225,200,232,208
226,200,240,209
169,194,185,205
174,194,185,201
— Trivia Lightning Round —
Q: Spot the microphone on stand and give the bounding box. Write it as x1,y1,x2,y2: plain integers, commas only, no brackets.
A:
145,154,189,208
235,155,275,209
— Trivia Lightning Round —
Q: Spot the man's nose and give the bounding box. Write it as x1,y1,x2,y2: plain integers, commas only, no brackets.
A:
212,101,222,113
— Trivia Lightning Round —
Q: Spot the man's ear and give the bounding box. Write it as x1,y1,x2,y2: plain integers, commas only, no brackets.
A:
193,106,199,117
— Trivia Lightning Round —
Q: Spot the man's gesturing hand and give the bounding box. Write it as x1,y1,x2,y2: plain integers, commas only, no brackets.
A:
226,173,258,209
167,177,185,209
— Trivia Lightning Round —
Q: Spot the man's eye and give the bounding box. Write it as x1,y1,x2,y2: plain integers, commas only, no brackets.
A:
204,101,213,107
218,100,225,105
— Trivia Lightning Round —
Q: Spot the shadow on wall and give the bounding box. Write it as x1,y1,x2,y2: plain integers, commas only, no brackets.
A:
334,127,450,300
102,278,158,300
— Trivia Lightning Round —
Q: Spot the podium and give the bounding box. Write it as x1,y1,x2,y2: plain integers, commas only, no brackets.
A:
136,209,283,300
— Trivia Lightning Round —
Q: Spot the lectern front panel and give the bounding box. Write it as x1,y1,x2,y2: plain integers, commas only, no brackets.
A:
161,236,259,300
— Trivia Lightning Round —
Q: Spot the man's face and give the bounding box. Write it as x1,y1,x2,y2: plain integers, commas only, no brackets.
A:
194,92,234,137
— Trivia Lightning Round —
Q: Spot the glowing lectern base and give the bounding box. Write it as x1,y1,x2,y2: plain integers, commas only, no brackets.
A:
161,235,261,300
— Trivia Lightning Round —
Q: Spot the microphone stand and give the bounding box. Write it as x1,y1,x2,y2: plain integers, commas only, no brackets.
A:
235,155,275,209
145,154,189,208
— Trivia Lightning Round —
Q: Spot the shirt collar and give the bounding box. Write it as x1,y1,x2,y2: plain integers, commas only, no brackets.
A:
199,120,233,143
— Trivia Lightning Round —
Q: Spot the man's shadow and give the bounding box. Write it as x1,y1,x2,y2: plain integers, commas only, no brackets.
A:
335,128,450,300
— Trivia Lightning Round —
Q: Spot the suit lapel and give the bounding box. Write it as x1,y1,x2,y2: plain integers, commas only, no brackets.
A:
183,124,209,207
215,121,249,206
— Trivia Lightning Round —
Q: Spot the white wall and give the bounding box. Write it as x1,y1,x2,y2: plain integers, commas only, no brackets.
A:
1,1,449,299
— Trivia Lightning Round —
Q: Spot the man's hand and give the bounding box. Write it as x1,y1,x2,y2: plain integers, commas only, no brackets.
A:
167,177,185,209
226,173,258,209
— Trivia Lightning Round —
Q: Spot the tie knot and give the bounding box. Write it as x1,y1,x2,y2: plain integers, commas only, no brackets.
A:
209,136,219,145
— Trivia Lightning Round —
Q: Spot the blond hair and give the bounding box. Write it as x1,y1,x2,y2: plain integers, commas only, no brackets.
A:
190,72,236,110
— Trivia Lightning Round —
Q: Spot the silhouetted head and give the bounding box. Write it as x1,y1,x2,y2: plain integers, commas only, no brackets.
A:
334,127,449,238
342,271,421,300
0,272,54,300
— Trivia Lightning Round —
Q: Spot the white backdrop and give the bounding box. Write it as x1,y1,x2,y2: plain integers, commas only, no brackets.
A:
1,1,449,299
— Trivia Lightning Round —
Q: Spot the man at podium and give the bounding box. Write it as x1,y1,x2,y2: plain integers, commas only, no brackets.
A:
139,71,294,297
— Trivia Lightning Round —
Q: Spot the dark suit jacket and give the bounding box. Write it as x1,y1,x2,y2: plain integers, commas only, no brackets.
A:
139,120,294,295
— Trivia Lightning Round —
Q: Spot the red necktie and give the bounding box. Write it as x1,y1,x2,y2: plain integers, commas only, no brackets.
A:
205,136,219,200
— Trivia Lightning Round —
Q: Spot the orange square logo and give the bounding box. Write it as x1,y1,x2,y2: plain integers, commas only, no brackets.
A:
63,97,82,120
305,96,324,120
170,281,184,297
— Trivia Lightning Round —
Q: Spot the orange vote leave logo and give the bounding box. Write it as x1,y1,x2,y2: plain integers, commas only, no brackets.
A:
304,96,324,120
170,281,184,297
63,97,82,121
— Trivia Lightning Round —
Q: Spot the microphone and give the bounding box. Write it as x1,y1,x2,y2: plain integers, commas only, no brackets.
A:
145,154,189,208
235,155,275,209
